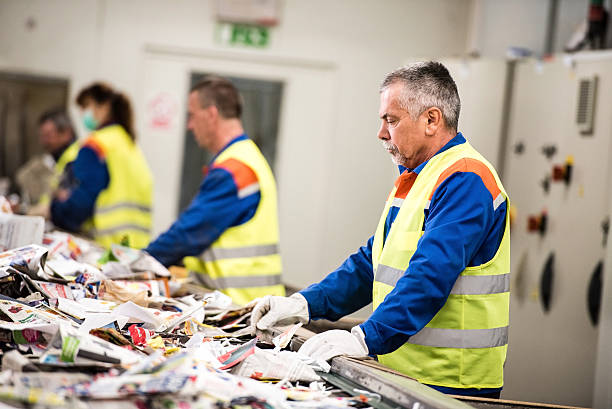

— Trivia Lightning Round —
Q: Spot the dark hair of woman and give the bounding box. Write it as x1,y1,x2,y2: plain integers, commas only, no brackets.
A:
76,82,136,140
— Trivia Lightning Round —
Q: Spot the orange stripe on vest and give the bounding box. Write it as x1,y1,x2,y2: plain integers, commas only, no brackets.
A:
394,172,417,199
82,137,106,159
429,158,502,201
214,158,258,190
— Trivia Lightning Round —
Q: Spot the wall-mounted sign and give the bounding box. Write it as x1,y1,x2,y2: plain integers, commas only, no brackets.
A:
215,0,280,27
147,92,178,130
216,23,270,48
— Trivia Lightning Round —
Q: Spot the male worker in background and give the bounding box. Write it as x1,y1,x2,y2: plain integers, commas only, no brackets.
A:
251,62,509,398
26,109,80,215
145,76,285,305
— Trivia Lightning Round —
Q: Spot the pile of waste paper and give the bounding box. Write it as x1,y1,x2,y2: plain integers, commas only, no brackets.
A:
0,222,375,409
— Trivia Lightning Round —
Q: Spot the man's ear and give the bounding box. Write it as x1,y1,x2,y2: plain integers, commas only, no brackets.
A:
204,104,219,120
424,107,443,136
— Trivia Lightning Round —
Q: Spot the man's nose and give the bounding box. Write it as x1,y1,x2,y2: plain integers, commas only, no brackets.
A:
377,123,389,140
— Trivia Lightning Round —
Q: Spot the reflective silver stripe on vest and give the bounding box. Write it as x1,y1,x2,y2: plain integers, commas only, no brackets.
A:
493,193,505,211
201,244,279,262
95,224,151,236
237,182,260,199
191,271,281,289
96,202,152,214
450,273,510,295
391,197,404,208
376,264,510,295
408,326,508,349
375,264,405,286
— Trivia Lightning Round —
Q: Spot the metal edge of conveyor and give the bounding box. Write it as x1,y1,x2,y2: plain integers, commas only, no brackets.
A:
328,357,475,409
268,326,476,409
317,371,402,409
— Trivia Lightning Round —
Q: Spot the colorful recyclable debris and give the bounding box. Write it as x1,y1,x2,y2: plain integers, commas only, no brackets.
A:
0,231,377,409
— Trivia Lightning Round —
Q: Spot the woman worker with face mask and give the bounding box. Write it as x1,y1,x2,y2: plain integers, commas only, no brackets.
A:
50,82,153,249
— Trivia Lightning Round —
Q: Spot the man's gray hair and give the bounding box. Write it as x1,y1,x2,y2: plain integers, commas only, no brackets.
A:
38,109,74,134
380,61,460,131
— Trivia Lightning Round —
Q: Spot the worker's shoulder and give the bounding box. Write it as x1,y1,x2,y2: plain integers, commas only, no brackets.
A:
211,158,259,192
81,132,108,159
433,157,502,200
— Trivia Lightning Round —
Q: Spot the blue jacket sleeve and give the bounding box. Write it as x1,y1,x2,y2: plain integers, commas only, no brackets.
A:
360,172,507,355
299,236,375,321
50,146,109,232
145,167,260,267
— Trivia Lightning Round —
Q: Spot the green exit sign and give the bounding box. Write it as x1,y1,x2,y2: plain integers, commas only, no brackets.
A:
216,23,270,48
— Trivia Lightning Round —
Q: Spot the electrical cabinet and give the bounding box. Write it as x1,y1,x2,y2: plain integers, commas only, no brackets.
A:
503,55,612,407
443,55,612,407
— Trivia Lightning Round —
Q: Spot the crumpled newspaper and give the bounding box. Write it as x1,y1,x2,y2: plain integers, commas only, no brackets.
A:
232,348,320,382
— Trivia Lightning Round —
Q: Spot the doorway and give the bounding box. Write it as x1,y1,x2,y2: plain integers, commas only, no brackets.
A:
178,73,283,213
0,72,69,199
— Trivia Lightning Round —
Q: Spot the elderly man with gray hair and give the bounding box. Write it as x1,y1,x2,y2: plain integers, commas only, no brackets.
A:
251,61,510,398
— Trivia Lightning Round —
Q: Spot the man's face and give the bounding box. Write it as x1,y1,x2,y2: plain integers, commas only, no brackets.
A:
377,83,429,169
39,120,70,154
187,91,215,150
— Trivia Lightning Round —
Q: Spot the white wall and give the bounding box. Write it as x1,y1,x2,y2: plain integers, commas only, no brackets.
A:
440,58,507,169
470,0,590,58
0,0,471,287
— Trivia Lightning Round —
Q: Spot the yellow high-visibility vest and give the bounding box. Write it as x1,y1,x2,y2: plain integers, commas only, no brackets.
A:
372,141,510,389
184,139,284,305
82,125,153,249
38,141,80,206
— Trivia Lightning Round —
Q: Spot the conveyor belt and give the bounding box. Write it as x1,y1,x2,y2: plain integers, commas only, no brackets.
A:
274,325,585,409
271,326,476,409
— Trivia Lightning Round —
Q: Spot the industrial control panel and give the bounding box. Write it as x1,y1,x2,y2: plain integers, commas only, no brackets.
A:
444,55,612,407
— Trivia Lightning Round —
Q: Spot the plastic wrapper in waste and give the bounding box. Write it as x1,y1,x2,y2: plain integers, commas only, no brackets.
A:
128,324,155,346
98,280,150,307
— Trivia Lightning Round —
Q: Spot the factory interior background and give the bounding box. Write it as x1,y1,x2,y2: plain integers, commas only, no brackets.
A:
2,0,612,407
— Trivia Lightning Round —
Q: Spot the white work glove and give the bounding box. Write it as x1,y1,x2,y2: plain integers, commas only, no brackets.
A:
250,293,309,331
232,348,320,382
298,327,368,362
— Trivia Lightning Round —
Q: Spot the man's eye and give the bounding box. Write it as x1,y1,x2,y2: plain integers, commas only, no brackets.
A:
386,118,396,124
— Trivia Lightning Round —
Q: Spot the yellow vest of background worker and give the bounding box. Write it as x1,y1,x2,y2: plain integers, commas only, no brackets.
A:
184,139,285,305
372,141,510,390
82,125,153,249
38,141,80,206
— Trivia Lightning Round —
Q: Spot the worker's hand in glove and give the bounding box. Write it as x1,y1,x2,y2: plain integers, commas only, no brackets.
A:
298,327,368,362
249,293,309,332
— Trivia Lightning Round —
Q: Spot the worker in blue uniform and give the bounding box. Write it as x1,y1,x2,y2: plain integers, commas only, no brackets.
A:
251,62,510,398
145,76,284,305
